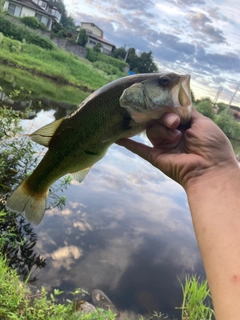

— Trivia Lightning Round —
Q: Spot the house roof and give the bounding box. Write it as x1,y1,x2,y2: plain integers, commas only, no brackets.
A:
88,34,115,48
81,22,103,33
10,0,55,17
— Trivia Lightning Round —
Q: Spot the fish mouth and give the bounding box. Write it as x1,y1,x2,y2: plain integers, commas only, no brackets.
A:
171,74,192,124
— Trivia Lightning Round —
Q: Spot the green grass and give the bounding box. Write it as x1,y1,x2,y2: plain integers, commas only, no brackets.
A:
0,36,124,91
0,65,89,106
0,222,116,320
178,275,214,320
0,256,215,320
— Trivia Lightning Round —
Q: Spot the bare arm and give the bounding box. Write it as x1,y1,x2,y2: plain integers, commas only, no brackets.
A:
117,109,240,319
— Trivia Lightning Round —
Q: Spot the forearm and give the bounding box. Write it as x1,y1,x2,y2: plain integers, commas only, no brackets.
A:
186,162,240,319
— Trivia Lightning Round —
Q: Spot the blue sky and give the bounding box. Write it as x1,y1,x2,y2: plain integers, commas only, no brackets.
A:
64,0,240,106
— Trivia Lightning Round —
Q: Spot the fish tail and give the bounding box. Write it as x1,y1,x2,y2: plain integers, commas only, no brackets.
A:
6,180,48,225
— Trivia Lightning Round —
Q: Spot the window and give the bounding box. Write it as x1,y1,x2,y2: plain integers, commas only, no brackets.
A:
39,1,47,9
35,13,49,26
8,3,21,16
89,40,97,45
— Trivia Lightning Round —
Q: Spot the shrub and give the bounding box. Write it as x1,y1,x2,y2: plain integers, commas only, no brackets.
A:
215,109,240,139
21,16,40,29
26,33,54,50
86,47,99,62
195,98,215,120
93,61,125,77
57,29,67,38
77,28,88,47
0,16,54,50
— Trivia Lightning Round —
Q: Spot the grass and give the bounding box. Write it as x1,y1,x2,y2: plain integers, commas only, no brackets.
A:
0,251,215,320
0,35,126,91
0,65,89,106
0,221,116,320
178,275,214,320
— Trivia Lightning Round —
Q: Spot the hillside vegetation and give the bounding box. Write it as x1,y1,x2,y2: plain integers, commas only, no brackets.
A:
0,33,126,91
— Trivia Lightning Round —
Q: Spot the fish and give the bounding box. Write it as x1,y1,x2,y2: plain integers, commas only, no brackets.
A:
6,73,192,225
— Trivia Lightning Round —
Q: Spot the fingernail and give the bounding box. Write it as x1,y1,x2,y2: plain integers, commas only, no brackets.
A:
168,129,181,137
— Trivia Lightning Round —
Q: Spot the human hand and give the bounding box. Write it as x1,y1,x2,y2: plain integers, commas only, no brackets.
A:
117,108,238,190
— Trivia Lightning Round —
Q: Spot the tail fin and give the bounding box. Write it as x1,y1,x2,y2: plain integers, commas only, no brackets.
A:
6,182,48,225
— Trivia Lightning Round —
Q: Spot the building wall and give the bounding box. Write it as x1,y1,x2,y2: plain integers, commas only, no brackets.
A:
81,23,103,37
87,36,114,55
21,7,36,17
5,1,52,30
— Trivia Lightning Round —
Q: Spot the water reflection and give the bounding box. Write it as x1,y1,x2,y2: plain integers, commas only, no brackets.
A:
22,110,206,319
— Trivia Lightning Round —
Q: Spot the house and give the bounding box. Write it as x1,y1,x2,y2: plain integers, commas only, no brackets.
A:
3,0,61,30
81,22,115,55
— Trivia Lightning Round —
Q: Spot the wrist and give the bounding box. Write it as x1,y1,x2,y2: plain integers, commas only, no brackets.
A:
184,158,240,196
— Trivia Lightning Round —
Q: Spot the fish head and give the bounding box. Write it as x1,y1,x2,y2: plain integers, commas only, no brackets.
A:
119,73,192,124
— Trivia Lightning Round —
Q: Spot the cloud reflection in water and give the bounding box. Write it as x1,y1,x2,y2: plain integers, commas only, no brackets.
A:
31,130,204,318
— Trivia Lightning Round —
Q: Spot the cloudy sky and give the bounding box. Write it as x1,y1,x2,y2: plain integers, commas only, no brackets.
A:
64,0,240,106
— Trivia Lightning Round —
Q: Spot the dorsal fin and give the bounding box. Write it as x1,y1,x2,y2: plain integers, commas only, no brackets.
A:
29,118,63,147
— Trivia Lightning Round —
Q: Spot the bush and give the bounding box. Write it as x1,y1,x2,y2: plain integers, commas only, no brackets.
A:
0,16,54,50
86,47,127,74
93,61,125,77
21,16,43,30
57,29,67,38
26,33,54,50
77,28,88,47
195,98,215,120
86,47,99,62
215,109,240,139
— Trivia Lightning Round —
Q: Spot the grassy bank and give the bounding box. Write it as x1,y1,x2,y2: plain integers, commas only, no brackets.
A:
0,242,214,320
0,35,125,91
0,65,89,107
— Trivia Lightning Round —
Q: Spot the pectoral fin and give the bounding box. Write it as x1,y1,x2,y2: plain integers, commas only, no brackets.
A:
101,117,133,143
29,119,63,147
71,167,91,183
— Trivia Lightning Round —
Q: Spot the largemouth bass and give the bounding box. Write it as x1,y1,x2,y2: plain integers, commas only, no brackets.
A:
6,73,192,224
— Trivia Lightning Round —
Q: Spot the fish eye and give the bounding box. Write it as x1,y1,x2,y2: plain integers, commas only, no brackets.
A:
160,76,170,86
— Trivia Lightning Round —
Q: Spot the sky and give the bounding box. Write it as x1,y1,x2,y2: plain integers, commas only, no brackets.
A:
64,0,240,106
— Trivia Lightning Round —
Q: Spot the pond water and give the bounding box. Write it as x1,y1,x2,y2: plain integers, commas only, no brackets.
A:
2,66,239,319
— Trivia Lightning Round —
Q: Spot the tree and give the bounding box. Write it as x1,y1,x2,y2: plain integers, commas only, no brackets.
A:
111,46,158,73
77,28,88,47
138,51,158,73
195,98,215,120
111,46,127,60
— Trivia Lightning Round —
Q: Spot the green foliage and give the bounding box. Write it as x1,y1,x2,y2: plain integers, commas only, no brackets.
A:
93,42,102,53
77,28,88,47
86,47,127,77
112,46,158,73
0,35,112,90
0,0,8,17
195,98,215,120
57,29,67,38
217,102,227,113
178,275,214,320
21,16,46,31
0,92,72,281
92,61,125,78
0,251,116,320
138,51,158,73
215,109,240,139
0,16,54,50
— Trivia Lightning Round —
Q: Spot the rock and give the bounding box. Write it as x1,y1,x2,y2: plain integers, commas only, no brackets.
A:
92,289,120,318
75,300,96,315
